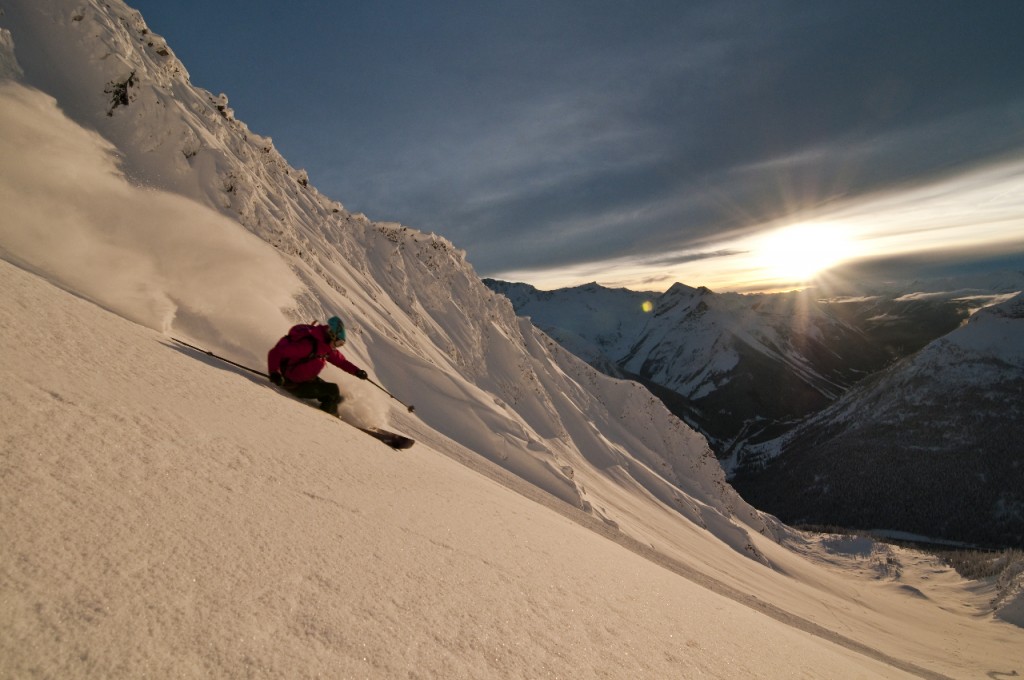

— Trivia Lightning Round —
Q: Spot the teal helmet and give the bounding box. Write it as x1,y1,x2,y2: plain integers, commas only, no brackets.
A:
326,316,346,343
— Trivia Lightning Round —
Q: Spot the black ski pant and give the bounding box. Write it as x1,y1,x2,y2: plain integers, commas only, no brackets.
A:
284,377,343,415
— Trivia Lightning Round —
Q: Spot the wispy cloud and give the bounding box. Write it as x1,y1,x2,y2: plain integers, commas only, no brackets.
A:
129,0,1024,291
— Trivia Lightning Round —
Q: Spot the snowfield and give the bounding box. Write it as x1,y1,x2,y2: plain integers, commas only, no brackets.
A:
1,259,930,679
1,0,1023,677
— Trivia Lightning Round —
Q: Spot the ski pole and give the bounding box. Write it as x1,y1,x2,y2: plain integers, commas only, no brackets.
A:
367,378,415,413
171,337,269,378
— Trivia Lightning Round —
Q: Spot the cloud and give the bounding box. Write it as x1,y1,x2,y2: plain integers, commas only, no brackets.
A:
130,0,1024,291
372,1,1024,279
644,249,748,268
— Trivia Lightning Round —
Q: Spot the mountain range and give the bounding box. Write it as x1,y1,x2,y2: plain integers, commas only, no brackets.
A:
733,291,1024,548
485,279,1017,451
485,277,1024,547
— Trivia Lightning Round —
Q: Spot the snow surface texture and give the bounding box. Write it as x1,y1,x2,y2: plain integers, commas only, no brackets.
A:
1,0,1022,677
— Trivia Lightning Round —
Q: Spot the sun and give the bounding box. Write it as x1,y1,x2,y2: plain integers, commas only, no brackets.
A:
753,222,856,283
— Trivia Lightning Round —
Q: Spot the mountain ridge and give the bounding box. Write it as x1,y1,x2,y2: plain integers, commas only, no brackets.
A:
0,0,776,560
485,275,1024,546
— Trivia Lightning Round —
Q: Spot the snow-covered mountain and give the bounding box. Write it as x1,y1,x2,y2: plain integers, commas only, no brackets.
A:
0,0,771,562
482,279,654,375
3,1,1024,676
487,269,1023,548
486,276,1022,467
733,292,1024,548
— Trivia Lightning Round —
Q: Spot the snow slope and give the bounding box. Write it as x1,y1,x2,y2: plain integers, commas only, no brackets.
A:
0,0,763,558
0,256,930,680
2,0,1024,676
4,228,1024,679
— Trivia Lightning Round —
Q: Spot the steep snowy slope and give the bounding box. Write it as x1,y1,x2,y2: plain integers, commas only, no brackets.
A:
0,0,773,562
734,293,1024,548
2,258,930,679
18,252,1024,680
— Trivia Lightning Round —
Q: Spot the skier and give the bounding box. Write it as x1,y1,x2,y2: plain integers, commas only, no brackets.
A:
267,316,368,415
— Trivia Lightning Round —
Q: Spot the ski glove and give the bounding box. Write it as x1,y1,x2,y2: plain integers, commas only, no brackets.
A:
269,372,285,386
355,369,368,380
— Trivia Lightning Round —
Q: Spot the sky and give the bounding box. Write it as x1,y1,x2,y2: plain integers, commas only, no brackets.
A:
125,0,1024,293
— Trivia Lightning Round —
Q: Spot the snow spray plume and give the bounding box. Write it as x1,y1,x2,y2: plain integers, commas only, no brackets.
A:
0,82,302,364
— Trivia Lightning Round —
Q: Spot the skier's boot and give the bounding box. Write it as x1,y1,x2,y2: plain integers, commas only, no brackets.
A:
320,393,343,416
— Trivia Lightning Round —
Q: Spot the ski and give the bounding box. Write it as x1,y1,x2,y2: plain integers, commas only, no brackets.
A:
355,426,415,450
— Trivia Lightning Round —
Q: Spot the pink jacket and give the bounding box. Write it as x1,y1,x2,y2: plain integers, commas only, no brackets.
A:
267,324,362,384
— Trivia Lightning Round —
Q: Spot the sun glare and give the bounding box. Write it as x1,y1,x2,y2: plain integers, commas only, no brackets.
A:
753,222,856,284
